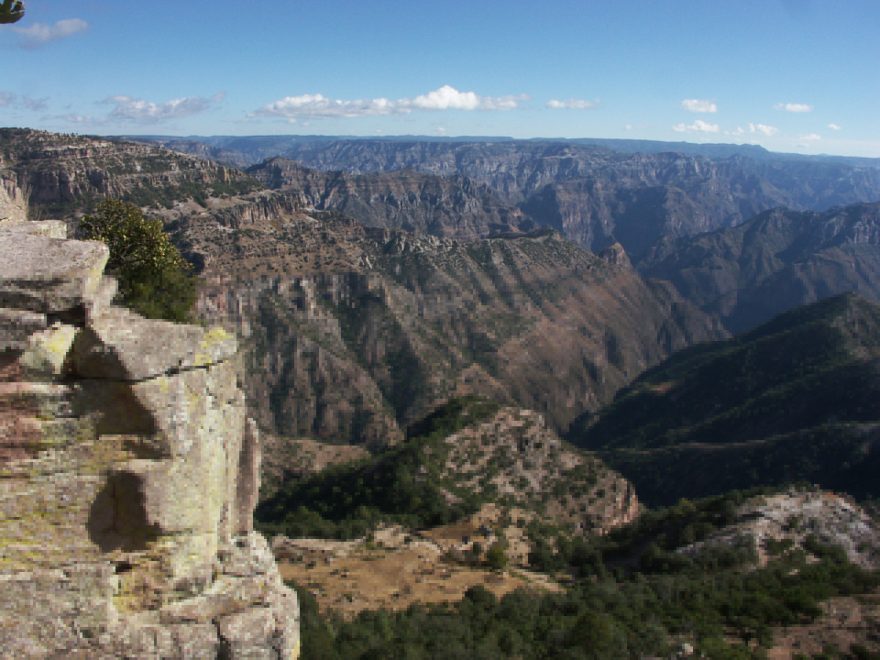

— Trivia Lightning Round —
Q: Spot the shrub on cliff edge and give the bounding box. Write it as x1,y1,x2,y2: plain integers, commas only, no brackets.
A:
80,199,196,322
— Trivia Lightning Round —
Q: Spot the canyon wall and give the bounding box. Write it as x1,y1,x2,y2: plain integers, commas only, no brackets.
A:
0,219,298,658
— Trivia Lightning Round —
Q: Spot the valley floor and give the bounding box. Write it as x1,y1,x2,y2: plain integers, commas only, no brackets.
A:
276,523,560,618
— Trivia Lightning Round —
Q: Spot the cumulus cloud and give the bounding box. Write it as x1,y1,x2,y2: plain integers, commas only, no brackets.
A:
730,123,779,138
410,85,518,110
14,18,88,47
774,102,812,113
681,98,717,113
799,133,822,141
672,119,720,133
546,98,597,110
255,85,526,121
749,122,778,136
828,123,842,131
104,92,225,123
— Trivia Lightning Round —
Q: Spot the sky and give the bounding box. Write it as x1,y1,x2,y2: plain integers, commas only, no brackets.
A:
1,0,878,157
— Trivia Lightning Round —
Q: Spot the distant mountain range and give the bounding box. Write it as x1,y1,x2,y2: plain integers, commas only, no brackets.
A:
134,135,880,266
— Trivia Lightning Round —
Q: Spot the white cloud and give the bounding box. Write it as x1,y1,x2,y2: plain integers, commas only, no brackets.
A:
672,119,720,133
749,122,778,136
104,92,225,123
681,98,717,113
774,102,812,113
413,85,482,110
828,123,842,131
257,93,394,119
14,18,88,47
546,98,597,110
0,92,15,108
730,123,779,138
799,133,822,141
255,85,526,121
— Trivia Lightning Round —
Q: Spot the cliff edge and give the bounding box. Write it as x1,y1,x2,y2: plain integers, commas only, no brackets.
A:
0,219,299,657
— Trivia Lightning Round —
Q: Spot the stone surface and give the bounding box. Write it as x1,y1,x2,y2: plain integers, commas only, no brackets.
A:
0,232,299,657
72,306,237,381
0,232,108,315
0,307,47,350
0,175,28,224
0,219,67,239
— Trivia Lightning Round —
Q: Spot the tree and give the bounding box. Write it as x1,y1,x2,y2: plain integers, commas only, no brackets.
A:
486,541,508,570
80,199,196,322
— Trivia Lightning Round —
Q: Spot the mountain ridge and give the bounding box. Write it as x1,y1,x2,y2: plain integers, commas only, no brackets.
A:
568,293,880,505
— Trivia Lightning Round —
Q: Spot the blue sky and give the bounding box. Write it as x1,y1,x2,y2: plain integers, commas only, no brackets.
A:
2,0,878,156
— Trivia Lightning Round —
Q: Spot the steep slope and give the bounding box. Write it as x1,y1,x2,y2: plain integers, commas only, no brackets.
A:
247,157,532,238
644,202,880,332
568,294,880,505
143,137,880,263
0,128,259,217
257,398,638,540
182,198,724,446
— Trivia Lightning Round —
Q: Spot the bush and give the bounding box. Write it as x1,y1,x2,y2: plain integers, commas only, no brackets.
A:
80,199,196,321
486,541,508,570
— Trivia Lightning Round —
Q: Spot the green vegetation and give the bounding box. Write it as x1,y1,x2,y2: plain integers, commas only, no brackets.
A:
255,397,500,539
405,396,500,441
568,294,880,505
528,489,763,576
291,491,879,659
79,199,196,321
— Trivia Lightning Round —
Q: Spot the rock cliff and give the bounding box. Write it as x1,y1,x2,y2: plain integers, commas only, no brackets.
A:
0,128,259,218
0,218,298,657
183,201,725,446
247,157,532,238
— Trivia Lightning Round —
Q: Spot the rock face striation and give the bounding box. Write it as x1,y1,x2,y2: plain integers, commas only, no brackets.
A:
0,128,259,218
184,201,725,446
0,219,298,657
246,157,532,239
643,202,880,333
146,137,880,263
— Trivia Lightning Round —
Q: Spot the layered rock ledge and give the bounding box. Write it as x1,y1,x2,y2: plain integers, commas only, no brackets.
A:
0,220,299,658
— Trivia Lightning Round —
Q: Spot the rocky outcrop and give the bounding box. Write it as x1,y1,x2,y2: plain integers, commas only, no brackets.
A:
0,220,298,657
436,407,639,535
0,171,28,223
0,128,259,218
678,489,880,569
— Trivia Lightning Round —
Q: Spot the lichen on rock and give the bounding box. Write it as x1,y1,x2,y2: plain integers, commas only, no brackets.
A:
0,219,298,658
